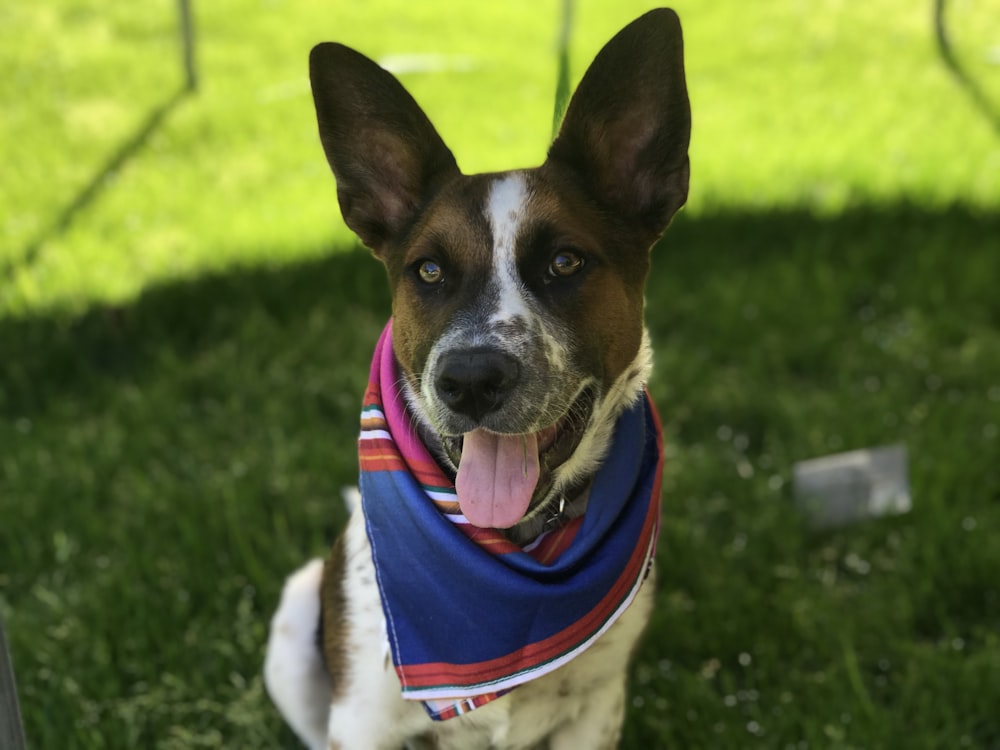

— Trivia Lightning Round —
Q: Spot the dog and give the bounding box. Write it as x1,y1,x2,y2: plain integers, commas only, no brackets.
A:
264,8,690,749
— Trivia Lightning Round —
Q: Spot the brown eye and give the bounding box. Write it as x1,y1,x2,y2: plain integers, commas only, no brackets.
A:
548,250,585,279
417,259,443,284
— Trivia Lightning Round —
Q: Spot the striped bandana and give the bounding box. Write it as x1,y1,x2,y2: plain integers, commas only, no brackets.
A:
359,321,663,721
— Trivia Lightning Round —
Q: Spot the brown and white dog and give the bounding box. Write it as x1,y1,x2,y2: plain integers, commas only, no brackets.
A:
265,9,690,749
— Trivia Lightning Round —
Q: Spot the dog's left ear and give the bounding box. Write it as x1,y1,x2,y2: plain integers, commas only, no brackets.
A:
309,43,460,257
546,8,691,241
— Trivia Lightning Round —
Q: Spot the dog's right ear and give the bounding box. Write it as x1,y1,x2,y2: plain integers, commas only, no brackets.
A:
546,9,691,243
309,43,460,257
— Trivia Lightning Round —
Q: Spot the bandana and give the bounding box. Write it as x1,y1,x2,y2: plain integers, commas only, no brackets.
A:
359,321,663,721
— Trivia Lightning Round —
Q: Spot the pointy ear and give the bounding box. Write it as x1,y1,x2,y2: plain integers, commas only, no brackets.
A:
546,8,691,241
309,43,461,257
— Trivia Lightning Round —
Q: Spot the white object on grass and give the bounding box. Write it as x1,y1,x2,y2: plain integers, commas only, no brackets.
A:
793,444,911,529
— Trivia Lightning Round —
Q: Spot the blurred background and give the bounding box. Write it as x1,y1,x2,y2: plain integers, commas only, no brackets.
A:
1,1,998,747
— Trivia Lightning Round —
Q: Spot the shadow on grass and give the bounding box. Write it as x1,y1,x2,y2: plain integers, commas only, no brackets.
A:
2,244,391,416
0,203,998,748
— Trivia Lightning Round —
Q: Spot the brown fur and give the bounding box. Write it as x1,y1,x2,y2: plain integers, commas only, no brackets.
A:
319,534,348,700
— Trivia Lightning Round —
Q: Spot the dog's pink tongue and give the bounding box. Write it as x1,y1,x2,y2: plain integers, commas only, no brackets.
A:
455,430,539,529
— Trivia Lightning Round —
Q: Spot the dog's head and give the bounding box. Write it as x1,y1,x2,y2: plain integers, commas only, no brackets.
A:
310,9,690,532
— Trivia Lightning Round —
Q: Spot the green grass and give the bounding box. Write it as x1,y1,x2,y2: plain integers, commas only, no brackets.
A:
2,0,999,747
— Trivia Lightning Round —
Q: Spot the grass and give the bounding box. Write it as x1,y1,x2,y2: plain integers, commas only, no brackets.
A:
1,0,999,747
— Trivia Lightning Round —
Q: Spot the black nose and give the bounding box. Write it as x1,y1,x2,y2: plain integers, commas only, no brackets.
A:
434,349,520,422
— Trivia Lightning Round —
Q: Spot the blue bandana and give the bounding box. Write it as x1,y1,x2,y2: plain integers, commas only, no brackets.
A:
359,321,663,720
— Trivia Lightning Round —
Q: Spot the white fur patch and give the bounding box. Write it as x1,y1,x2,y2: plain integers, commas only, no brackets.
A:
485,173,531,325
264,558,332,750
483,173,572,380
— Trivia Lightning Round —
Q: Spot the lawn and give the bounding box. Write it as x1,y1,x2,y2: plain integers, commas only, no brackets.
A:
1,0,999,748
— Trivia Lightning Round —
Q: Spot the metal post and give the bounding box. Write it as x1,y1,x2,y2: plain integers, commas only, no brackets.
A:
0,614,27,750
178,0,198,91
551,0,574,137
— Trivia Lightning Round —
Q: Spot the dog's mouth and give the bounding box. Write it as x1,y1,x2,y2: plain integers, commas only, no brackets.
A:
441,387,594,529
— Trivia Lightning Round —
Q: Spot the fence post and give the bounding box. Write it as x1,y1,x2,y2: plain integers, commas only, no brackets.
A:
178,0,198,91
0,614,27,750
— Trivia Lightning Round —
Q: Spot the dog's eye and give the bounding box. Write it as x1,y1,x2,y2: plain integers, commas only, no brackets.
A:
416,259,444,285
547,251,585,279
